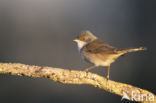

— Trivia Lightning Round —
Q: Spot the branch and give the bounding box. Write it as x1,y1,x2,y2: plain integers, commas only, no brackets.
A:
0,63,155,103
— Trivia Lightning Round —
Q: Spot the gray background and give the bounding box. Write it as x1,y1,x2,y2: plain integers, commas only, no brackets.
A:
0,0,155,103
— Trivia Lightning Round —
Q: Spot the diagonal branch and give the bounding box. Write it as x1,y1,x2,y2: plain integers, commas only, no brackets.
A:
0,63,155,103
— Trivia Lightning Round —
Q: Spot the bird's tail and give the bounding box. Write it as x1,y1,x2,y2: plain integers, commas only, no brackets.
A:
118,47,147,55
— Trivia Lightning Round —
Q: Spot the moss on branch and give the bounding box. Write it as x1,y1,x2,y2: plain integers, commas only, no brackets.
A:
0,63,155,103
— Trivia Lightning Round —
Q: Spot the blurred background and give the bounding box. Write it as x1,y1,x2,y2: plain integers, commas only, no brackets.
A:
0,0,155,103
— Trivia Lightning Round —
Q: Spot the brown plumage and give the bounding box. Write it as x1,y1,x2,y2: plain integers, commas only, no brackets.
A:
73,30,147,79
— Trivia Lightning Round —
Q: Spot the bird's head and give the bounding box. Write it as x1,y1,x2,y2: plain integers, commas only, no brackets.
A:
73,30,97,49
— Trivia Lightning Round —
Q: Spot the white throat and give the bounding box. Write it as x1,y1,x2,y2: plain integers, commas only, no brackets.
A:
75,40,87,51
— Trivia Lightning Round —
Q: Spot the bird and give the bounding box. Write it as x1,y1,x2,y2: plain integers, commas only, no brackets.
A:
73,30,147,80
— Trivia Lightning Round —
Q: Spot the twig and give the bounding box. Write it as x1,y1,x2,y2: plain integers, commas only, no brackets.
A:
0,63,155,103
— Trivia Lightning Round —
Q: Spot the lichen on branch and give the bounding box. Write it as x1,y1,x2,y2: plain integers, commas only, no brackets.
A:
0,63,155,103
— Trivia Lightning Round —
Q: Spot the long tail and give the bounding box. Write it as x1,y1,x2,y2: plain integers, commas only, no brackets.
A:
118,47,147,55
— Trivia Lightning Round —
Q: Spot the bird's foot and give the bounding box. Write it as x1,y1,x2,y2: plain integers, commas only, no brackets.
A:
106,75,109,80
84,65,96,73
84,68,89,73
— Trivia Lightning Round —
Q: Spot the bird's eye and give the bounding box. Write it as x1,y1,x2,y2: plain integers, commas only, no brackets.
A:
82,37,86,41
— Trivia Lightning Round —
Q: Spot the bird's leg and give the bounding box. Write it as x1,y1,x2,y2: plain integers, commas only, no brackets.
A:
107,65,110,80
84,65,96,72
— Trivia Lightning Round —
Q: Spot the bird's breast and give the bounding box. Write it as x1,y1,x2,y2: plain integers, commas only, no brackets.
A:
82,51,121,66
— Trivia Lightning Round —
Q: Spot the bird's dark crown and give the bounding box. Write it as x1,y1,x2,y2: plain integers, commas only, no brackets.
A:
76,30,97,43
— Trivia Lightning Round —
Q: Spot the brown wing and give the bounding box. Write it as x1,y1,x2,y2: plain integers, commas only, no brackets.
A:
82,39,118,54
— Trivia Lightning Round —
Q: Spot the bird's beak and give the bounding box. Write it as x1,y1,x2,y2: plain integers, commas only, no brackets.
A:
73,39,78,42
